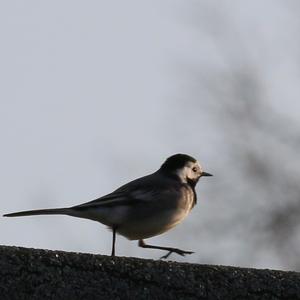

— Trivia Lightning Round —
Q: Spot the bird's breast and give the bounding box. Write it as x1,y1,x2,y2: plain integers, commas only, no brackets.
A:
117,185,196,240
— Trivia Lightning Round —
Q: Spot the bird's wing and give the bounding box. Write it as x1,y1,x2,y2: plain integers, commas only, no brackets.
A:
71,174,163,211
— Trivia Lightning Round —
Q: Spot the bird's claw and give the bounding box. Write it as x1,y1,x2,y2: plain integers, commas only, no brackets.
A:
160,249,194,260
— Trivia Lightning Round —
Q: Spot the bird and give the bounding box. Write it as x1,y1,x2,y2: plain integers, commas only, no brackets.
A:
3,153,212,259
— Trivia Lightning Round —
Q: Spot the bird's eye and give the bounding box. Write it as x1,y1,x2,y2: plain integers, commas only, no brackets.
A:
192,167,197,172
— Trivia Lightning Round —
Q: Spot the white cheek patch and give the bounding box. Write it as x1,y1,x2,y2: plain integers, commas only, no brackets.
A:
176,166,189,182
176,161,203,182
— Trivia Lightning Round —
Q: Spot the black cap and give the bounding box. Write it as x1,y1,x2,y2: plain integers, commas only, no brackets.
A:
160,154,197,172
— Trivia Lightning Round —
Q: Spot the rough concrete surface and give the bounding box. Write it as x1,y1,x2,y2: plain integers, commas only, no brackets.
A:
0,245,299,300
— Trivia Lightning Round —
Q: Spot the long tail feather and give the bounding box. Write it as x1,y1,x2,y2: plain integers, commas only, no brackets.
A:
3,208,71,217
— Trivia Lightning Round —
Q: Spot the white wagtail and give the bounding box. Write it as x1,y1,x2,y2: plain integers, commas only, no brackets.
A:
4,154,212,259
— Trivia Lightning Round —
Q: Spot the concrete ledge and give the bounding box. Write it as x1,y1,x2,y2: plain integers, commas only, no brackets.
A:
0,245,299,300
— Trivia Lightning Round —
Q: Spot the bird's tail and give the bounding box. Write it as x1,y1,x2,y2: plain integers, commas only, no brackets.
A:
3,208,71,218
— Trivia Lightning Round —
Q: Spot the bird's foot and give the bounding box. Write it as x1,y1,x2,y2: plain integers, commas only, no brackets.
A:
160,249,194,260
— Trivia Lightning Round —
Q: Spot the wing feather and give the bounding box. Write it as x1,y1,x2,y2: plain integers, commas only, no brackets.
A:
72,174,162,211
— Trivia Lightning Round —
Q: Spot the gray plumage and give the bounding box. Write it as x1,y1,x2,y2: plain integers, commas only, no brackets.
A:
4,153,212,258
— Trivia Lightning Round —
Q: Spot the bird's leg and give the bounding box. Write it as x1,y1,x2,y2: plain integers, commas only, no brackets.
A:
111,227,117,257
138,239,194,259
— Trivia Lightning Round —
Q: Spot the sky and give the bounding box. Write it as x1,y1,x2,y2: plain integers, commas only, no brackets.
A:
0,1,299,269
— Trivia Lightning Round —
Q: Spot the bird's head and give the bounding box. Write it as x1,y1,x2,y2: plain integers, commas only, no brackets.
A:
159,154,212,186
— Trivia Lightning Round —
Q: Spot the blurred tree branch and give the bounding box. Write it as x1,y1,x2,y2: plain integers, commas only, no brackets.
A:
175,2,300,269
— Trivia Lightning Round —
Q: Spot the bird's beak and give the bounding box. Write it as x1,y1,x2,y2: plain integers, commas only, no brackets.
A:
201,171,213,177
